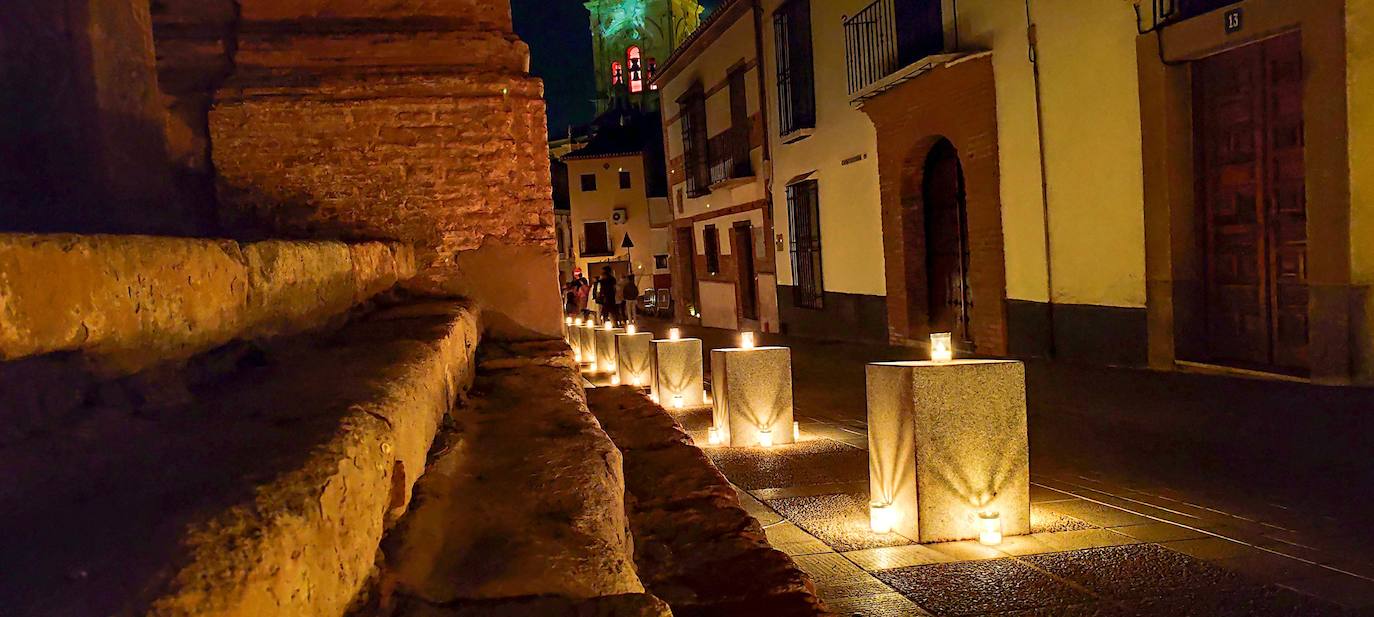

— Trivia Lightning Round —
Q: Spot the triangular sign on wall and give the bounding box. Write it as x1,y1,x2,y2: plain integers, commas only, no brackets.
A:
621,233,635,249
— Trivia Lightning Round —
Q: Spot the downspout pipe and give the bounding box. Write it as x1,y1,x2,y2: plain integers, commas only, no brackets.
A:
1026,0,1057,358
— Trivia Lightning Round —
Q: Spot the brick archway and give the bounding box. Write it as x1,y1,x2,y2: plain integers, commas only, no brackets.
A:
861,55,1008,355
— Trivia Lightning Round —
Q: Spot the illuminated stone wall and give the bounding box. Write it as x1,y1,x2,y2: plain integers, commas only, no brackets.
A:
209,0,561,338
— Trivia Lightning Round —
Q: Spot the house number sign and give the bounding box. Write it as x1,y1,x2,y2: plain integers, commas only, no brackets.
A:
1225,8,1244,35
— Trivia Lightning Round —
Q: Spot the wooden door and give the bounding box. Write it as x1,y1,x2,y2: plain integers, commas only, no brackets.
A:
923,139,972,344
676,226,699,317
1194,32,1307,372
732,222,759,321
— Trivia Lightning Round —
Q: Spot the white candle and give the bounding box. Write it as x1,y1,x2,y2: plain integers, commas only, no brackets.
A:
978,511,1003,546
758,429,773,448
673,395,684,409
611,374,621,385
740,331,755,349
708,426,722,445
930,332,954,363
669,328,681,341
870,504,899,534
626,324,637,335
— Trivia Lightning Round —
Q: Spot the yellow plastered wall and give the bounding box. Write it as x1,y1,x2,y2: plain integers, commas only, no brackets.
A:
763,0,886,297
1031,0,1147,308
661,12,767,221
954,0,1049,304
1351,0,1374,287
566,154,658,288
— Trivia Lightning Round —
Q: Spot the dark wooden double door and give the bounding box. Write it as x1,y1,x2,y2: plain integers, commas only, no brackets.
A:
1194,32,1308,372
924,139,973,345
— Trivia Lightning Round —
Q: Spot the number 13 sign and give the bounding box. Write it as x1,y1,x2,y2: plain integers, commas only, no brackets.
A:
1225,8,1244,35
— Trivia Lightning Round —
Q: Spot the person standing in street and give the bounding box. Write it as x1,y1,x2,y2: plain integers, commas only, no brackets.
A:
621,274,640,325
595,266,618,324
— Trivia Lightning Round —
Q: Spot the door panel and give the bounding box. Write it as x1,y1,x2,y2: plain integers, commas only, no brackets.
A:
732,223,759,322
1194,32,1307,372
923,139,972,344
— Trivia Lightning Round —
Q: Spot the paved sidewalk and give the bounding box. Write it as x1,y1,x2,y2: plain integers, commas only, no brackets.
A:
621,319,1374,615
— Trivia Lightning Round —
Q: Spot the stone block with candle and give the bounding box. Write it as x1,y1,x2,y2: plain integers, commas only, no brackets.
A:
710,346,795,447
594,325,625,374
650,337,704,409
576,324,598,366
865,359,1029,543
616,331,654,388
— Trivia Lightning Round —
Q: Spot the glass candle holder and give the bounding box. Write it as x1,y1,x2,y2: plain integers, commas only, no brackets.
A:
605,321,615,330
978,511,1003,546
575,317,584,327
610,374,621,385
792,421,801,442
708,426,722,445
930,332,954,363
669,327,681,341
626,324,637,335
565,316,573,326
673,395,684,409
758,429,773,448
740,331,755,349
870,504,899,534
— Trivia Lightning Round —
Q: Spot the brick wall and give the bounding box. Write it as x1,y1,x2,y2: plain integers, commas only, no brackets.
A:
860,55,1009,355
209,0,561,337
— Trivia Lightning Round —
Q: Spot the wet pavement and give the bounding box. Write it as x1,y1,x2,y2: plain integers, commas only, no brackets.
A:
608,319,1374,615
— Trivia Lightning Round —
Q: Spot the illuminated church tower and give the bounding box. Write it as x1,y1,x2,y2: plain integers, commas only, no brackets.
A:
586,0,704,114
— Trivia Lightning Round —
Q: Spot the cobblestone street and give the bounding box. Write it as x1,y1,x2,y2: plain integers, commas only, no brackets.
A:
629,319,1374,615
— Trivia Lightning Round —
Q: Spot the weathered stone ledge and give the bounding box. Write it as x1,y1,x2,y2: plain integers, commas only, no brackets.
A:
0,300,479,617
585,388,834,617
0,233,416,376
380,341,649,615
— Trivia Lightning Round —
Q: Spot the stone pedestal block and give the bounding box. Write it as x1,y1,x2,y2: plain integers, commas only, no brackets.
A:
594,327,626,373
711,347,795,447
651,338,704,409
616,333,655,388
866,360,1029,544
575,325,598,365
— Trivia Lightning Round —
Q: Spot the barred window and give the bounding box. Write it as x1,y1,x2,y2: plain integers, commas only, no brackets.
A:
679,89,710,197
787,180,823,309
774,0,816,137
703,225,721,275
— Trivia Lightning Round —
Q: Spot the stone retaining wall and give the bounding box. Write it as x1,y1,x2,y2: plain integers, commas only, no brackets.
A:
0,233,415,376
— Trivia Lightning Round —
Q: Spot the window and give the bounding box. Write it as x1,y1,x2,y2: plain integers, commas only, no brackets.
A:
774,0,816,137
627,46,644,93
703,225,721,275
611,61,623,85
582,221,612,256
729,68,748,128
581,173,597,192
654,254,669,269
647,58,659,90
679,88,710,197
787,179,823,308
619,170,632,189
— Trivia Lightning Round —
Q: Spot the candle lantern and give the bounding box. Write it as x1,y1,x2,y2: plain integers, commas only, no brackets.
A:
979,511,1003,546
757,428,773,448
740,331,756,349
673,395,684,409
708,426,722,445
792,421,801,442
930,332,954,363
611,374,621,386
870,504,899,535
668,327,681,341
626,324,637,335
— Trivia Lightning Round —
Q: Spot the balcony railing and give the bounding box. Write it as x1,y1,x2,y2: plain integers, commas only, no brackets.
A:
844,0,945,95
708,124,753,186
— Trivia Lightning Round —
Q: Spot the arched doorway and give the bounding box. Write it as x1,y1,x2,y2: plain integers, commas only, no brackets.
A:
922,138,973,345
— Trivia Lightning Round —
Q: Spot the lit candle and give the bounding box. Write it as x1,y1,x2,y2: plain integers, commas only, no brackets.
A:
673,395,684,409
626,324,637,335
631,375,642,386
565,316,573,326
930,332,954,363
605,321,615,331
574,350,583,363
611,374,621,385
758,429,773,448
870,504,898,534
575,317,584,327
740,331,755,349
650,393,660,404
978,511,1003,546
669,328,681,341
792,421,801,442
708,426,722,445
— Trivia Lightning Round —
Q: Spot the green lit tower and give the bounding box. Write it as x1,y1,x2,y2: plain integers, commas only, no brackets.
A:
585,0,704,114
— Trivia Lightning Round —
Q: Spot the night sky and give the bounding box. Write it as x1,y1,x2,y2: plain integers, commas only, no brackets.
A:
512,0,721,137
